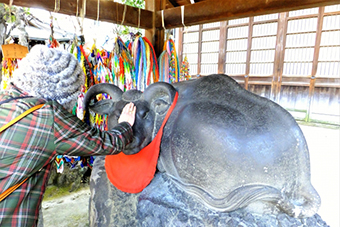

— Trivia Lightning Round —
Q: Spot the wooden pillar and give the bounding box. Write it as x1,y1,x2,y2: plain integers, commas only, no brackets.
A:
271,12,288,102
244,17,254,90
178,27,184,67
218,21,227,74
197,24,203,76
307,7,324,121
145,0,166,58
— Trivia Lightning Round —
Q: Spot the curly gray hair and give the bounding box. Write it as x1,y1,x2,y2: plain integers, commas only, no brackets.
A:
11,45,85,108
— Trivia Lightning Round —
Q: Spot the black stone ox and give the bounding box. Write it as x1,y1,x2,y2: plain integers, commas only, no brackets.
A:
83,74,320,221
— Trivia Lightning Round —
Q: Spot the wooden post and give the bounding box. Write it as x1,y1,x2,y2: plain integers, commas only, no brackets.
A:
178,27,184,67
245,17,254,90
271,12,288,102
218,21,227,74
306,7,324,121
197,24,203,76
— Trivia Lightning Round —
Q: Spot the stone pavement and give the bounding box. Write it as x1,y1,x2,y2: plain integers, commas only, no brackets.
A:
300,124,340,227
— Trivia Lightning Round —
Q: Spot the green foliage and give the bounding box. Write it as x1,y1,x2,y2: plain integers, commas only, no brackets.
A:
122,0,145,9
0,3,16,23
0,3,30,23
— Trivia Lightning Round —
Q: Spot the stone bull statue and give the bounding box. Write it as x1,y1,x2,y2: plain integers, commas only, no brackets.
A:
84,74,325,226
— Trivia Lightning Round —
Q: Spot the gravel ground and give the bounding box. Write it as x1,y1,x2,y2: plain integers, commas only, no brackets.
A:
41,124,340,227
41,188,90,227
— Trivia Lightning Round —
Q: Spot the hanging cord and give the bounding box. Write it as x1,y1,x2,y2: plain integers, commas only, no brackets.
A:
78,0,86,35
49,12,54,41
138,8,141,29
82,0,86,17
181,6,187,31
181,5,188,54
54,0,60,13
161,10,166,30
76,0,79,17
96,0,100,22
121,4,127,25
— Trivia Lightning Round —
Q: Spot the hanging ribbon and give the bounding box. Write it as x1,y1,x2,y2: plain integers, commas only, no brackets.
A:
111,37,135,91
1,58,19,90
131,34,159,91
159,37,180,83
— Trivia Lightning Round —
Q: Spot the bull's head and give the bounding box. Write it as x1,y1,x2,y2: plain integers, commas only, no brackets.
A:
83,82,177,155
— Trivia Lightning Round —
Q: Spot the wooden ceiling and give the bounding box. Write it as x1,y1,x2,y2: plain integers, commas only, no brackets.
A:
0,0,338,30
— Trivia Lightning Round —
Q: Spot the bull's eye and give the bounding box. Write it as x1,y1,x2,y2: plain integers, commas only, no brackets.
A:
142,111,149,119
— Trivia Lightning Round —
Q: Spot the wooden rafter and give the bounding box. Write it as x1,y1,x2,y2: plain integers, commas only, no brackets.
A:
0,0,338,30
0,0,153,29
155,0,340,29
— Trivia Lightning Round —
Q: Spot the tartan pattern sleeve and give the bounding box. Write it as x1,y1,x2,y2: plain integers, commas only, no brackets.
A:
52,101,134,156
0,87,57,227
0,84,134,227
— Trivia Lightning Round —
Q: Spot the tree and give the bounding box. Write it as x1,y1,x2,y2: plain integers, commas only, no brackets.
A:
0,4,30,47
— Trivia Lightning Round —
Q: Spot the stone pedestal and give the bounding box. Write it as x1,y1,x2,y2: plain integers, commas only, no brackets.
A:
89,157,329,227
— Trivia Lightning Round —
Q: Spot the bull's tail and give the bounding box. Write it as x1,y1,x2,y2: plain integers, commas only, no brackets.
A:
173,179,320,218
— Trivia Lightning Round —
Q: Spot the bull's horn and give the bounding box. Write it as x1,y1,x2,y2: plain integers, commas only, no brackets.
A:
144,82,177,105
83,83,123,111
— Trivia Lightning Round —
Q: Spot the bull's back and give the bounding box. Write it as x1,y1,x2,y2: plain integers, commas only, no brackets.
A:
158,74,318,215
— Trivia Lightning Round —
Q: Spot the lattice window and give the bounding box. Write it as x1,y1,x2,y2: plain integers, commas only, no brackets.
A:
183,26,199,75
225,22,248,75
250,21,278,76
317,14,340,78
201,23,220,75
283,10,319,77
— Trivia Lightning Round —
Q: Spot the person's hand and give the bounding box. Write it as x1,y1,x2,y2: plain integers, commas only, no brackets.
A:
118,102,136,126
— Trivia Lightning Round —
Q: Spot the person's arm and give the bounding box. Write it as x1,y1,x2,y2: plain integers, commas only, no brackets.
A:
52,101,135,156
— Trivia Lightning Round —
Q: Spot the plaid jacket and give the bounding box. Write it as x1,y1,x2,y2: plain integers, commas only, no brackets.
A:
0,84,133,227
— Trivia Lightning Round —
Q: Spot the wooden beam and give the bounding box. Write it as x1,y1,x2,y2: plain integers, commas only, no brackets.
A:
2,0,337,30
306,7,324,121
0,0,153,29
155,0,339,29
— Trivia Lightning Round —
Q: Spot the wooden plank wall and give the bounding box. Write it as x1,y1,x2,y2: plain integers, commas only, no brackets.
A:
180,5,340,125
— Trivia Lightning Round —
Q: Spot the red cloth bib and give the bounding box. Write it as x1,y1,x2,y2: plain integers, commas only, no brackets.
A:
105,92,178,193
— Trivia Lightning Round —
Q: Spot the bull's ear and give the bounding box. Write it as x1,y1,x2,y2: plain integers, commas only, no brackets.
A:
89,99,115,115
144,82,177,115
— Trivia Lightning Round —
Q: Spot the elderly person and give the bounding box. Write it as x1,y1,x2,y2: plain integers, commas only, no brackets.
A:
0,45,136,227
